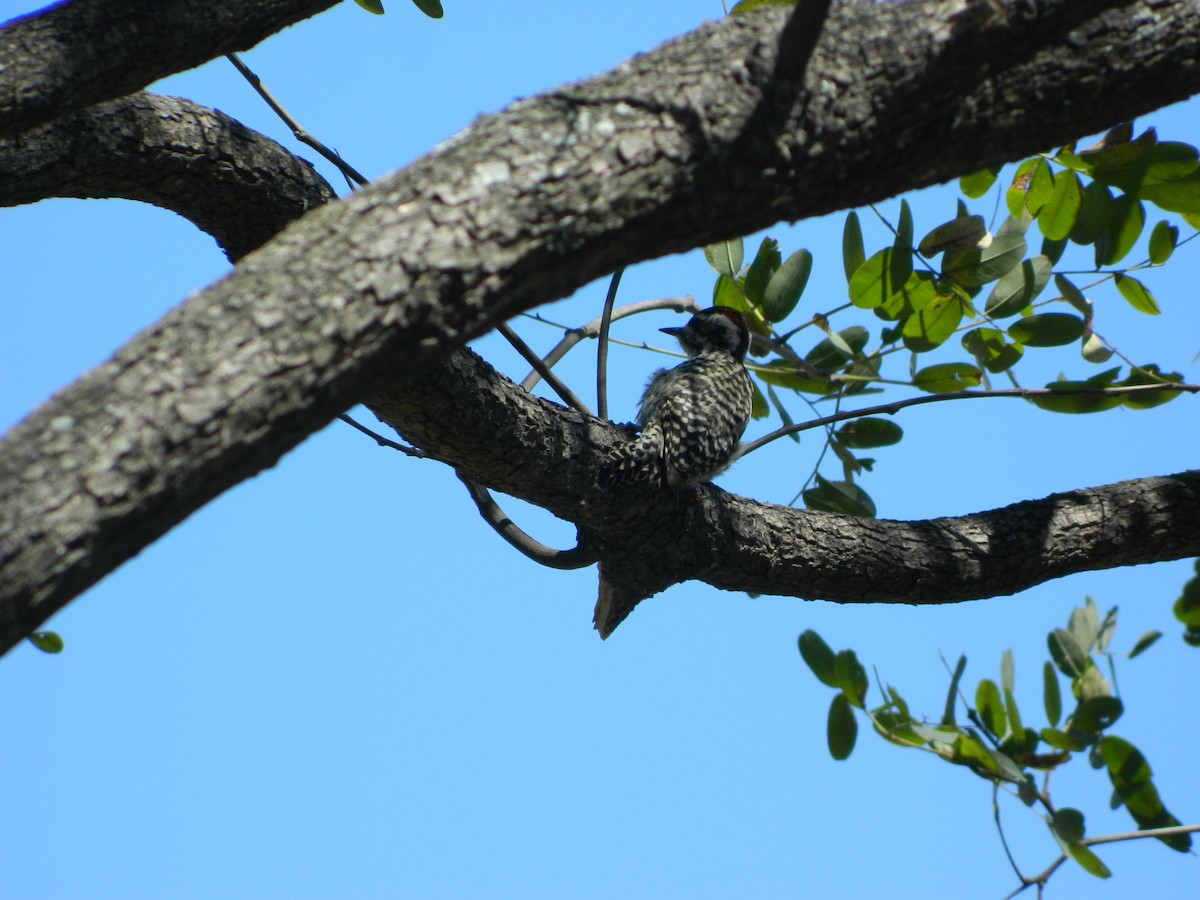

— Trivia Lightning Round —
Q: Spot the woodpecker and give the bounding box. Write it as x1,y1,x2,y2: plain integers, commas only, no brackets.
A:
604,306,754,488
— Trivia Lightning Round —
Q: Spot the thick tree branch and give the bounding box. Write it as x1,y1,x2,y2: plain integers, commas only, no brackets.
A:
0,0,338,140
366,348,1200,634
0,92,336,260
2,1,1200,652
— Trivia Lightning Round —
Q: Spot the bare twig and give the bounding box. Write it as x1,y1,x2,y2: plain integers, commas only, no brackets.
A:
596,267,625,419
1081,823,1200,846
738,382,1200,458
456,471,598,570
338,414,428,458
497,322,591,414
226,52,369,188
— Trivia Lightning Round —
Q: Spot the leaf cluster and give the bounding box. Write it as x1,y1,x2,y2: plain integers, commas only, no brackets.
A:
798,598,1191,887
700,124,1196,513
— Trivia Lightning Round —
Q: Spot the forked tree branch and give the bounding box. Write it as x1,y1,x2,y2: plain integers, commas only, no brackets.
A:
3,0,1200,650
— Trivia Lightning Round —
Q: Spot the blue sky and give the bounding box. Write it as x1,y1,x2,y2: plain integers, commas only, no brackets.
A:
2,2,1198,897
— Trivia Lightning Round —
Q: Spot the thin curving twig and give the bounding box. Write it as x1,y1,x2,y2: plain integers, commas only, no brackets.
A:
737,382,1200,459
456,470,598,570
596,266,625,419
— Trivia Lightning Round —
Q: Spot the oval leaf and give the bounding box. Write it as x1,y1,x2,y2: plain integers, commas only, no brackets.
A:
410,0,443,16
842,212,865,283
1114,274,1160,315
802,476,877,517
984,255,1052,318
912,362,982,394
704,239,744,278
1148,220,1178,264
827,694,858,760
960,167,1000,199
962,327,1023,373
798,629,839,687
1043,661,1062,727
28,631,64,654
1039,170,1083,241
761,248,812,322
744,237,781,304
1128,630,1162,659
1008,313,1086,347
835,417,903,449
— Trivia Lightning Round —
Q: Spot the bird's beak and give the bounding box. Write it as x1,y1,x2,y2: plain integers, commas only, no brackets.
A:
659,326,684,338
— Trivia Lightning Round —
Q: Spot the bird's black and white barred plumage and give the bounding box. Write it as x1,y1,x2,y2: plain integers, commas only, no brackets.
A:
604,307,754,488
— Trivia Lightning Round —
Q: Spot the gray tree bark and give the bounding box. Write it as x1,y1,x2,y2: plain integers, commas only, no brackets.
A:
2,0,1199,653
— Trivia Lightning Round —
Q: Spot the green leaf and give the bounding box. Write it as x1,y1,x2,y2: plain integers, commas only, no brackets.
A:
848,248,898,309
730,0,795,12
1140,168,1200,213
1100,736,1192,851
1148,220,1179,264
834,648,869,708
842,213,865,283
754,360,838,395
1068,599,1100,652
1043,661,1062,727
875,271,939,322
1048,628,1089,678
1097,195,1145,265
1128,630,1162,659
975,679,1005,738
917,215,986,257
1054,274,1088,312
1121,364,1184,409
901,294,963,352
1066,843,1112,880
355,0,386,13
765,384,799,443
1000,647,1015,693
1173,561,1200,629
744,238,781,304
1041,727,1088,751
1023,158,1055,215
835,417,903,449
962,327,1023,373
1041,234,1068,264
409,0,443,16
984,255,1052,318
1087,138,1199,194
805,325,869,370
1081,333,1114,364
798,630,839,687
827,694,858,760
1070,696,1123,736
942,232,1027,289
943,654,966,726
1069,181,1115,244
1052,808,1086,843
28,631,64,654
761,249,812,322
1039,170,1083,241
749,379,770,420
1029,368,1126,414
802,476,876,518
1007,313,1086,347
912,362,982,394
1114,274,1160,315
894,199,914,252
960,167,1000,199
704,238,744,278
